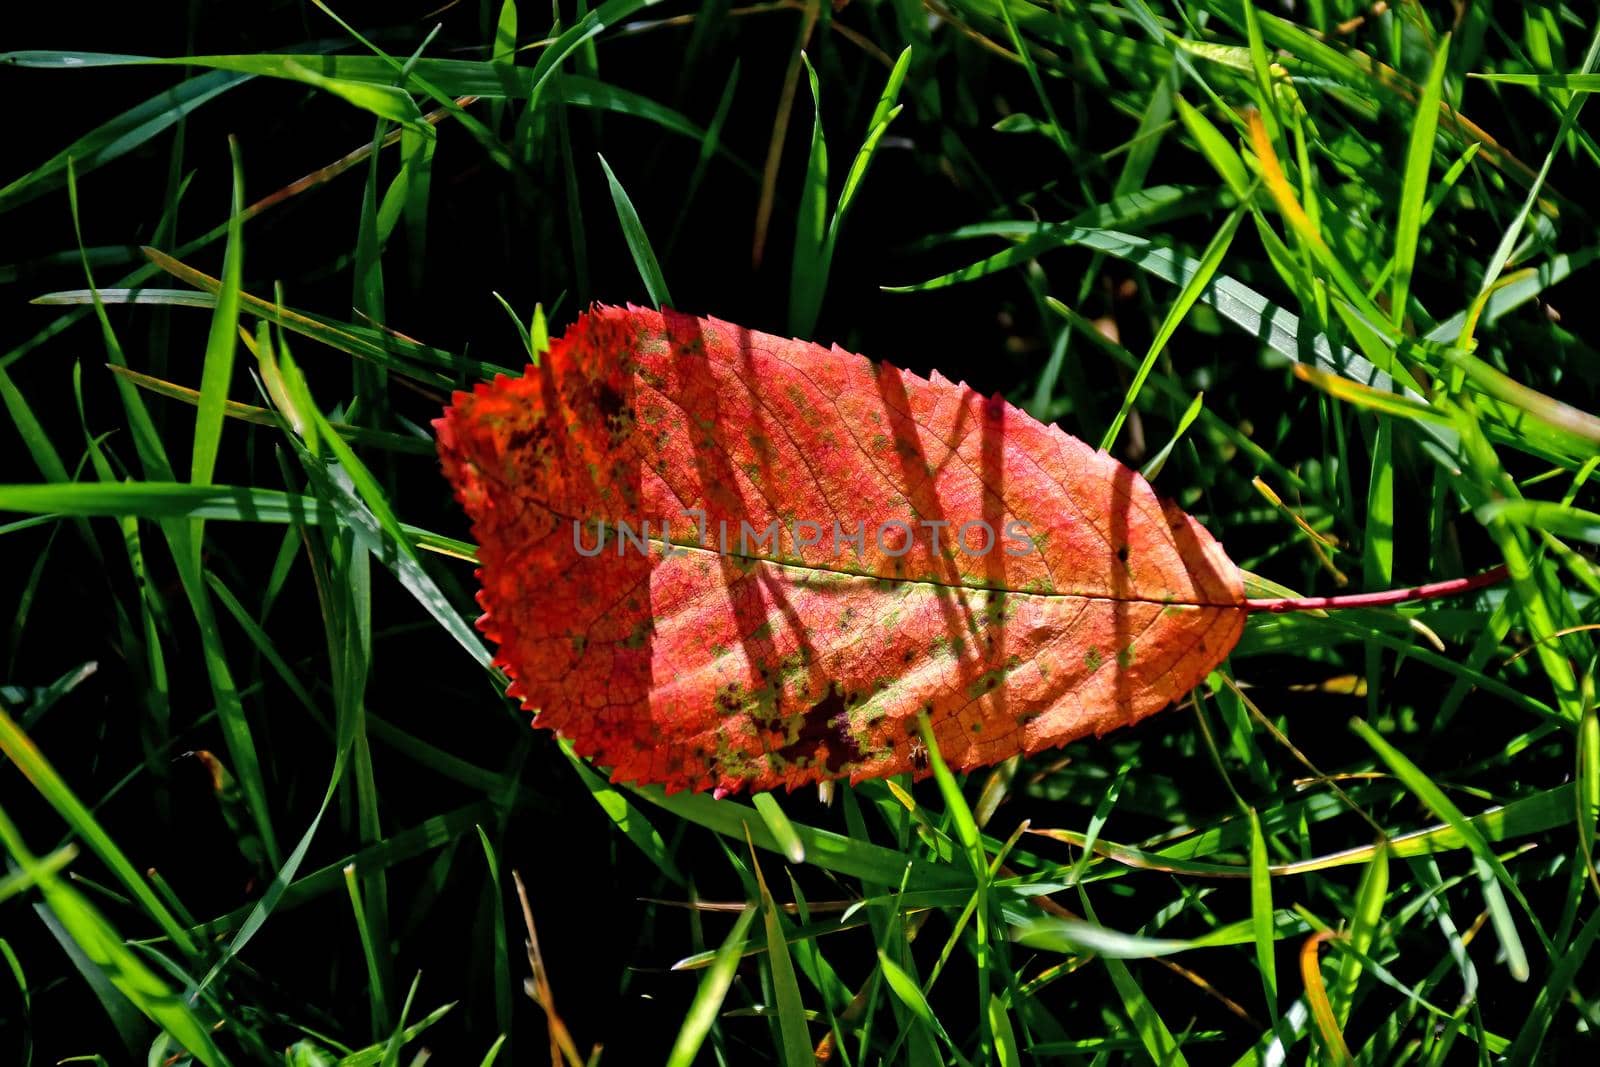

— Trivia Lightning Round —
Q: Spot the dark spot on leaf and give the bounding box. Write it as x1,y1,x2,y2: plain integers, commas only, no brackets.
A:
774,682,864,773
623,622,651,649
505,422,549,454
592,382,628,431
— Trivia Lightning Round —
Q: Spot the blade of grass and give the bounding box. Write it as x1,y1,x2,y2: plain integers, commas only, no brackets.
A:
0,937,31,1065
1504,903,1600,1062
664,905,758,1067
1042,783,1574,877
521,0,664,104
665,59,741,255
335,1000,455,1067
557,739,685,886
1391,35,1451,330
752,793,806,866
1299,931,1353,1065
2,50,750,174
342,864,392,1039
1472,73,1600,91
189,136,245,559
0,798,228,1065
191,803,493,940
259,336,494,671
41,268,514,383
0,482,476,565
106,364,434,453
878,950,965,1064
1468,24,1600,324
1248,808,1278,1021
789,45,909,336
1139,390,1204,481
0,703,199,958
1350,717,1536,979
1075,893,1189,1066
1331,838,1388,1026
196,740,351,993
474,827,513,1064
0,845,77,904
824,44,909,255
747,830,811,1067
1363,414,1394,718
916,713,991,1057
787,53,828,336
1099,202,1245,452
1448,400,1586,718
278,57,428,128
628,784,969,890
0,69,247,213
598,153,671,308
1174,95,1251,200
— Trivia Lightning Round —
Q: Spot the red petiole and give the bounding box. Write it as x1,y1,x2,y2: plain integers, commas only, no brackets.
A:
1245,565,1511,614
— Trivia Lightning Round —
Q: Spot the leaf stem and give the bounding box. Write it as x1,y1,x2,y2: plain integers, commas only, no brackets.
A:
1245,565,1510,614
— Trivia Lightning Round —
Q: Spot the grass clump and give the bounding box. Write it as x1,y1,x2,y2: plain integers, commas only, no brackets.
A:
3,1,1600,1062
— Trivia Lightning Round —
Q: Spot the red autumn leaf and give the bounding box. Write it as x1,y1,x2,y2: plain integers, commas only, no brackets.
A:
436,305,1251,794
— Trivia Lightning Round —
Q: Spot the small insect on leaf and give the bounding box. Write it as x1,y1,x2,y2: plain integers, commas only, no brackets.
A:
436,306,1251,794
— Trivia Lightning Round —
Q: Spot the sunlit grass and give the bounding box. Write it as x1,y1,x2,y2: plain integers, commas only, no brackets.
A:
3,1,1600,1063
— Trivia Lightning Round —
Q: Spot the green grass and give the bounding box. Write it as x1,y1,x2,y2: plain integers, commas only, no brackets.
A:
3,0,1600,1062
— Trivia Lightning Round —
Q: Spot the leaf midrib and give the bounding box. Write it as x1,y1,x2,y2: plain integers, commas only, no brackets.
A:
523,500,1244,610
